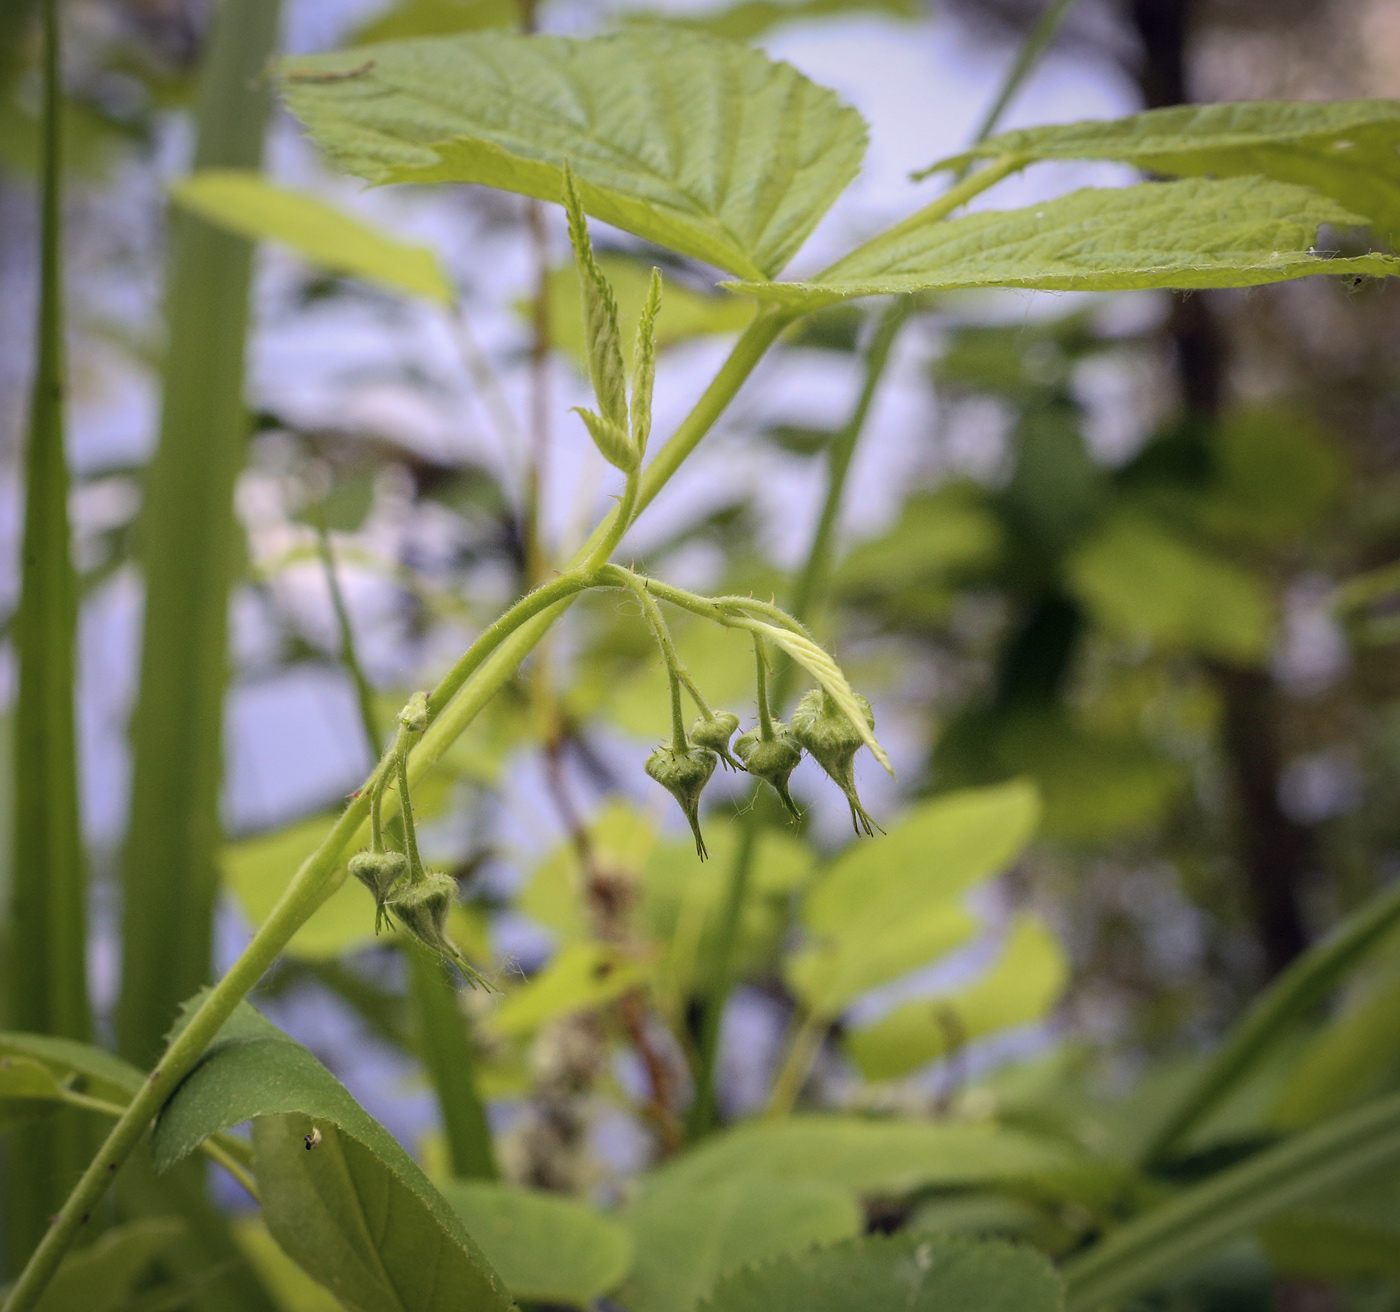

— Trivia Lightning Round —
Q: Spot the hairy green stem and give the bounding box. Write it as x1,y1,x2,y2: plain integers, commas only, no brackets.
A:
4,288,786,1312
753,636,775,741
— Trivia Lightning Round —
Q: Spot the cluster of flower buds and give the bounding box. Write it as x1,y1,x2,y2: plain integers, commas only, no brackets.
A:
644,639,881,856
348,693,491,987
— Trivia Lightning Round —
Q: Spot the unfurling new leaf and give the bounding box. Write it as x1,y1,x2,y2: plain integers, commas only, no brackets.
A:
564,164,629,433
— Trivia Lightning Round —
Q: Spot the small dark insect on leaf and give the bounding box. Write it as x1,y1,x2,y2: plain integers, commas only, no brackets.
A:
285,60,376,83
304,1127,323,1150
592,959,615,981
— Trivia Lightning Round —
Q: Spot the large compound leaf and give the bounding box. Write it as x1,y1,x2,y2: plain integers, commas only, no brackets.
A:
846,915,1069,1081
727,177,1400,310
150,1002,512,1312
617,1175,861,1312
281,29,867,279
931,100,1400,246
172,170,452,303
442,1181,633,1307
697,1233,1063,1312
644,1116,1082,1198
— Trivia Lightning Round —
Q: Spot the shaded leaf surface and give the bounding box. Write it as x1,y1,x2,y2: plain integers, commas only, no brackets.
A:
728,178,1399,309
933,99,1400,245
150,1002,511,1311
27,1219,185,1312
618,1175,861,1312
645,1116,1082,1198
0,1031,145,1103
254,1113,510,1312
172,170,452,303
442,1181,633,1306
282,29,867,279
697,1233,1063,1312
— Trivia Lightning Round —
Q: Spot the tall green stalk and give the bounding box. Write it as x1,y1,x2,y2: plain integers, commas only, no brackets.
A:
6,0,93,1269
117,0,282,1066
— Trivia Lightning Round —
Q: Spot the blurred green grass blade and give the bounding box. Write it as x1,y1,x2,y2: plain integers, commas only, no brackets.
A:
1064,1092,1400,1311
7,0,93,1269
407,945,497,1180
117,0,282,1066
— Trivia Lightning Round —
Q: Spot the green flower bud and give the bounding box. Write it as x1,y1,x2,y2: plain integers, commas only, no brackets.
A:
349,850,409,933
390,870,491,988
645,743,717,860
791,688,882,837
734,724,803,822
689,711,741,770
399,691,429,735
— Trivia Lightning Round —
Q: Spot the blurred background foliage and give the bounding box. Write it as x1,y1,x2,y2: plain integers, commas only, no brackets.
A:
6,0,1400,1308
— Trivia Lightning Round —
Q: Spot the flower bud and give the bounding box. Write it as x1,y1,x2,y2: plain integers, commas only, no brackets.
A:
734,724,803,822
689,711,741,770
390,870,491,988
645,744,717,860
399,691,429,735
791,688,882,836
349,850,409,932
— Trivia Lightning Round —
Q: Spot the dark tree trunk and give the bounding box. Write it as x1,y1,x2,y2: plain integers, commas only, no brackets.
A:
1126,0,1314,976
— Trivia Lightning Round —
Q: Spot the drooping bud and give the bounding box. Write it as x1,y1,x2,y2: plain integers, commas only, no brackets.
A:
645,744,717,860
349,850,409,933
390,870,491,988
791,688,882,836
398,691,429,735
734,724,804,822
689,711,741,770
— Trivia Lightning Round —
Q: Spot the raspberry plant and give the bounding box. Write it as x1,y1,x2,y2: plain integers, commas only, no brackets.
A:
8,7,1400,1312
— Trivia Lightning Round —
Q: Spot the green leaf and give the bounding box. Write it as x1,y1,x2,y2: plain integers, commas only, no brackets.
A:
646,1115,1083,1198
233,1218,345,1312
533,256,753,374
789,782,1040,1014
119,0,283,1068
0,1055,64,1131
1259,1163,1400,1282
726,177,1400,310
441,1180,634,1307
697,1233,1064,1312
171,170,453,303
149,1001,512,1312
630,266,662,454
1271,957,1400,1129
254,1113,512,1312
1144,875,1400,1163
222,814,371,960
929,99,1400,246
846,915,1069,1081
24,1219,186,1312
618,1175,861,1312
0,1031,145,1103
1063,1091,1400,1312
281,29,867,279
489,941,649,1038
1068,511,1273,662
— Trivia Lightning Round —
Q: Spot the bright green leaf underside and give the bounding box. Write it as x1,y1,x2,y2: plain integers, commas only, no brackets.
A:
172,170,453,304
726,177,1400,310
280,29,868,280
931,99,1400,245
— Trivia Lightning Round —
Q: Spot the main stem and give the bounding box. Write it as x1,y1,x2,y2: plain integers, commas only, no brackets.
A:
3,306,789,1312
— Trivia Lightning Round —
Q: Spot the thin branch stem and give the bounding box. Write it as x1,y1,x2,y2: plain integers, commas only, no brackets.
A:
764,1010,826,1117
753,634,774,741
311,503,382,756
396,752,424,879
